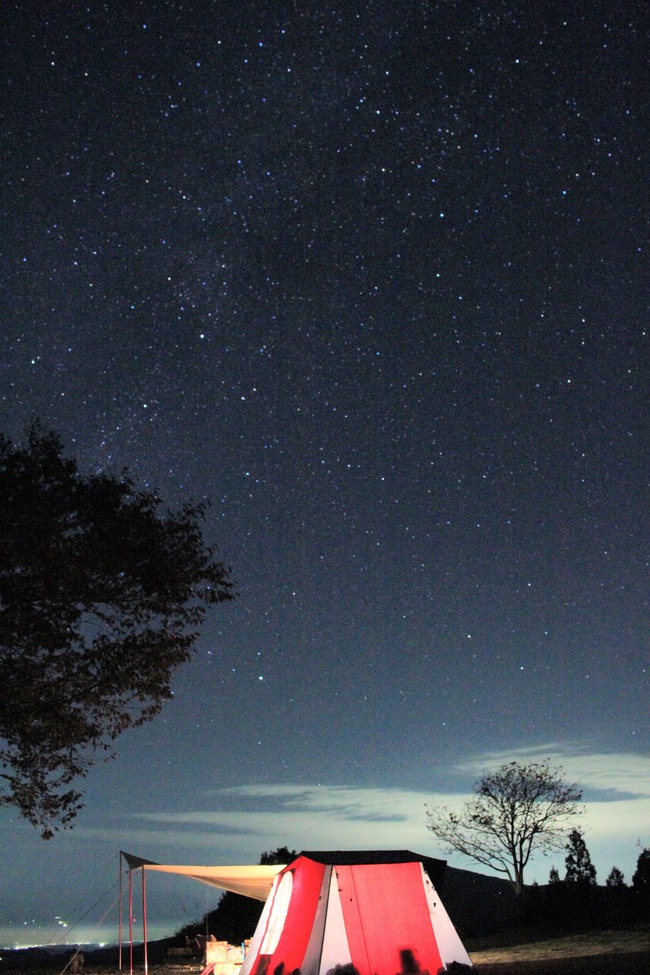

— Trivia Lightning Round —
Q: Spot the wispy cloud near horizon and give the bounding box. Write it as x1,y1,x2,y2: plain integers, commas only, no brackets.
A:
114,745,649,882
2,745,647,950
456,744,650,799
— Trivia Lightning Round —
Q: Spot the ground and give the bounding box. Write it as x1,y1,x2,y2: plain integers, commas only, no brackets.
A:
470,924,650,974
1,926,649,975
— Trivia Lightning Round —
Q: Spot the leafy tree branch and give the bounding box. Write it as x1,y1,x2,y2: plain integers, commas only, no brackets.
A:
0,423,236,836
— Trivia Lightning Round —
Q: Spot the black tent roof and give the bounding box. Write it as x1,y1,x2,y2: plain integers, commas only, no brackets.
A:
297,850,447,888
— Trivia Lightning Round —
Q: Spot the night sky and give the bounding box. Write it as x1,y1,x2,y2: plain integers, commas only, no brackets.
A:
1,1,648,948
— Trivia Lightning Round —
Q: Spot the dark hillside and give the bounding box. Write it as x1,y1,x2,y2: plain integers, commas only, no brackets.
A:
442,866,519,937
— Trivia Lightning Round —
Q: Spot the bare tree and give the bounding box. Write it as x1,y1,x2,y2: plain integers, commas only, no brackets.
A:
425,759,583,898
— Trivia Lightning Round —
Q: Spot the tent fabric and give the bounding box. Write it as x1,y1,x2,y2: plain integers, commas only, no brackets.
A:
142,864,283,901
240,851,474,975
122,853,284,901
300,848,447,889
336,862,445,974
121,851,159,870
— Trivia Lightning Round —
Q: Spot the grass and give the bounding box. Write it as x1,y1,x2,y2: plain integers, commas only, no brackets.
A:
469,923,650,973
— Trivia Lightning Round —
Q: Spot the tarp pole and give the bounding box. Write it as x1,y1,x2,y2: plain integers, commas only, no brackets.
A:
118,853,123,971
129,868,134,975
142,867,148,975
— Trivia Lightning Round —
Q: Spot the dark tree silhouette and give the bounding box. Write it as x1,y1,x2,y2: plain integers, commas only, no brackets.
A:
425,759,583,899
632,847,650,895
259,845,297,865
605,866,626,888
564,828,597,885
0,423,235,836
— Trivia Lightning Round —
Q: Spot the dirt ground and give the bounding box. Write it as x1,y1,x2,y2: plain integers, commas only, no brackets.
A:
85,953,650,975
472,954,648,974
26,956,650,975
469,925,650,974
2,927,649,975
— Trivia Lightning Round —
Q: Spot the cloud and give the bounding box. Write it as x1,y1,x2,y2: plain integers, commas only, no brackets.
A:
440,743,650,878
133,783,451,828
60,746,647,888
7,743,643,953
118,746,648,882
128,784,440,857
456,743,650,799
216,783,434,820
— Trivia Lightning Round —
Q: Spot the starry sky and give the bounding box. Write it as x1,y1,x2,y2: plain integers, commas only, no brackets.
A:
1,0,648,949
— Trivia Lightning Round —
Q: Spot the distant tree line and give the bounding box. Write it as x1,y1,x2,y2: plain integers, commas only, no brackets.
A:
425,758,649,931
524,834,650,930
173,839,650,947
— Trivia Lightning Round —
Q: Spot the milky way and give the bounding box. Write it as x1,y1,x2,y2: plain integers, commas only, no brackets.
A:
0,1,647,943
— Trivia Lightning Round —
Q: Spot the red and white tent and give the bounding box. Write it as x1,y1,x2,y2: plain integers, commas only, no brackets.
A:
239,850,474,975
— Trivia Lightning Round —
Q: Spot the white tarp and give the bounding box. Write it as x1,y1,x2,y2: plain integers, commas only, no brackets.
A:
122,854,283,901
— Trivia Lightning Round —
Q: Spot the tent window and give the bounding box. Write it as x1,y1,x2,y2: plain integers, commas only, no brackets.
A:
260,870,293,955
